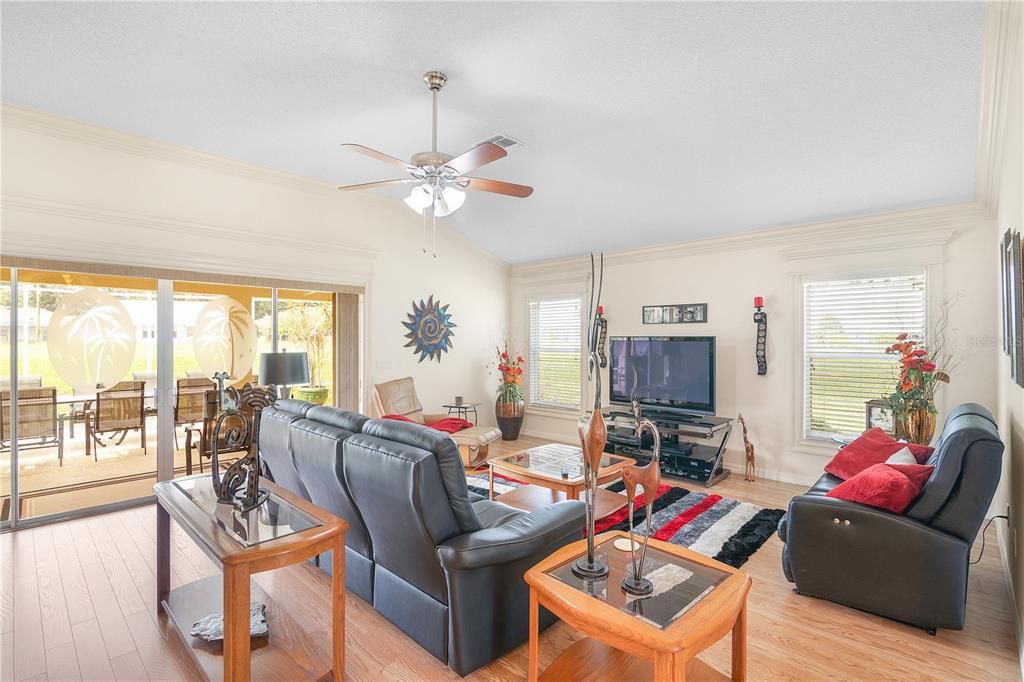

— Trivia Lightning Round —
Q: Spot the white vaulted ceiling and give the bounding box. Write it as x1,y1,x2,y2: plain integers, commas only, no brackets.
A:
1,2,983,264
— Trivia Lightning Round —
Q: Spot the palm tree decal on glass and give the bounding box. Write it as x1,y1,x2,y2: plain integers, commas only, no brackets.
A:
193,296,257,385
47,288,137,395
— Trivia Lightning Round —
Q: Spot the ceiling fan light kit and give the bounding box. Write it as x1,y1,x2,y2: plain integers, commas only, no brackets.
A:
338,70,533,257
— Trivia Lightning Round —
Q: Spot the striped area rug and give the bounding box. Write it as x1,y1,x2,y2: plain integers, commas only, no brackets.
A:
466,473,784,569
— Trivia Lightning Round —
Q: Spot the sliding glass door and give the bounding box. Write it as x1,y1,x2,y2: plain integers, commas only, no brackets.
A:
1,266,347,528
10,269,161,520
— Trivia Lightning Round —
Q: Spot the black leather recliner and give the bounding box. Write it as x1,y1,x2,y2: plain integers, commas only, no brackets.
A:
258,403,585,676
344,418,585,676
779,403,1004,632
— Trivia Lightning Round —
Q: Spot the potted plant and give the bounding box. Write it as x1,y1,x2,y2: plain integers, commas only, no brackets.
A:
882,333,951,444
280,301,332,405
495,343,525,440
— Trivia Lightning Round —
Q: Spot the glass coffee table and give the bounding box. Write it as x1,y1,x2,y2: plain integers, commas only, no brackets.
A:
488,443,635,517
154,474,348,682
525,531,751,681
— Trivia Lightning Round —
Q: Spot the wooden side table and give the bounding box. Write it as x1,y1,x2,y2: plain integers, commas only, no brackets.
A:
154,474,347,681
525,531,751,681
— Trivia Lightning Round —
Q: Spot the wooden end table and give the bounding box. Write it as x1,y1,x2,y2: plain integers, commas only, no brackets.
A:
525,530,751,681
488,443,634,516
154,475,348,681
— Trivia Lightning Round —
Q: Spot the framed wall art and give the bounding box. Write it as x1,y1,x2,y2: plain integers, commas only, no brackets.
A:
642,303,707,324
1003,230,1024,387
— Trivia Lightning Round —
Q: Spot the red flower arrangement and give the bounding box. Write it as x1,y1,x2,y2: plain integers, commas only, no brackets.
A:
495,342,525,403
883,333,950,414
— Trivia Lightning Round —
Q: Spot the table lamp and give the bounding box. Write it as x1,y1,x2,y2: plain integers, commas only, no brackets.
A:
259,351,310,400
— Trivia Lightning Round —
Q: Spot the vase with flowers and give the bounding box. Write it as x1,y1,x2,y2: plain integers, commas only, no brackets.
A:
495,343,525,440
882,333,952,444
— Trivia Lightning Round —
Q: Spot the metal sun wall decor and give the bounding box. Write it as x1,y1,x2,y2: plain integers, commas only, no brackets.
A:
403,295,456,363
572,252,609,580
210,372,276,512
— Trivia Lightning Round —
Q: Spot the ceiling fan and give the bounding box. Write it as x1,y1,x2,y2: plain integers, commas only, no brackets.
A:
337,71,533,241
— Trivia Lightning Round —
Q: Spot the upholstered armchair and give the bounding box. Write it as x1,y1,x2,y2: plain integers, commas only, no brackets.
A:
371,376,501,467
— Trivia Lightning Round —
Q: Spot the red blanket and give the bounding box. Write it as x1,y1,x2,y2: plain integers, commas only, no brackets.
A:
382,414,473,434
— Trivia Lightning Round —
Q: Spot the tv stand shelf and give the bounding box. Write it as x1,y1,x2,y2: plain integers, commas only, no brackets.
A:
603,409,733,487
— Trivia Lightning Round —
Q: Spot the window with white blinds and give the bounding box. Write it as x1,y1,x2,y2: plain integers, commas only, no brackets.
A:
528,298,582,409
803,274,926,440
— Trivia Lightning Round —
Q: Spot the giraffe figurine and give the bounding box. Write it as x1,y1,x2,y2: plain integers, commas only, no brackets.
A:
738,412,756,482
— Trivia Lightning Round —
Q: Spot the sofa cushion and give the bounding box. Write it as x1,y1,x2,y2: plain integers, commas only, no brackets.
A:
361,418,481,533
471,499,526,529
824,428,934,480
307,405,369,433
826,463,933,514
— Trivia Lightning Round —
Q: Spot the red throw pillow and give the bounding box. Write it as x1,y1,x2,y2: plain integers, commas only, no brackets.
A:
826,463,935,514
887,463,935,488
824,428,935,480
426,417,474,434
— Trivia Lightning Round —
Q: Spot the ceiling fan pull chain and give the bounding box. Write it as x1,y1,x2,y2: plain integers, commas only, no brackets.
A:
432,205,438,259
422,209,428,254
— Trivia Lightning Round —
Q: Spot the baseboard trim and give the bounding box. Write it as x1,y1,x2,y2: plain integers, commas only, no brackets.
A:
996,522,1024,681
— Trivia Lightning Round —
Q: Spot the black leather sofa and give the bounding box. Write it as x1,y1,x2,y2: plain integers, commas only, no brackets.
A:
779,403,1004,633
258,401,586,676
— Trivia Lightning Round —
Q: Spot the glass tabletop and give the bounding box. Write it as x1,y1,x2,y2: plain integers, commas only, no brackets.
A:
546,537,729,630
494,443,629,481
173,476,321,548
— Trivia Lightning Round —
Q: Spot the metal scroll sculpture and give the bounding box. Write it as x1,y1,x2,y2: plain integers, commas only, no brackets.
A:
620,397,662,596
210,372,276,512
572,253,610,580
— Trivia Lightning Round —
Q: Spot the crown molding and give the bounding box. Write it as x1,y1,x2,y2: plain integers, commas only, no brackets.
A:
1,104,511,270
512,202,991,281
1,103,342,197
0,231,375,289
0,192,382,263
976,1,1022,214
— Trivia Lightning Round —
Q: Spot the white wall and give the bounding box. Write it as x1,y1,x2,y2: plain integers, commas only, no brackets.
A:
991,1,1024,666
0,105,509,423
511,205,998,485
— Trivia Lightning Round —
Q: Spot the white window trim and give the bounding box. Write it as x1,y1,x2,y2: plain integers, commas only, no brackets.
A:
525,293,586,414
792,264,935,449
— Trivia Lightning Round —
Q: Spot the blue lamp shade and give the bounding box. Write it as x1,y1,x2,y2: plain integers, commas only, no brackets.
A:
259,352,310,387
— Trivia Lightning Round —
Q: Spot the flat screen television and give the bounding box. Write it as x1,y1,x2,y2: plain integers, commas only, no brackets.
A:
608,336,716,416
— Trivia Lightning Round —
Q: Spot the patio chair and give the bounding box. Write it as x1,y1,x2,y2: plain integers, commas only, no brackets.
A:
0,387,65,465
84,381,147,460
174,377,214,450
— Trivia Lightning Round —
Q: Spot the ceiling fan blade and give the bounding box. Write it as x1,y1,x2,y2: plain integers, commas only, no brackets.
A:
444,142,507,175
462,177,534,198
340,143,413,170
337,179,413,191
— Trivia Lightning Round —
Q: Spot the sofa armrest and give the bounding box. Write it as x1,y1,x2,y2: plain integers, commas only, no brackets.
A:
437,500,585,571
784,494,970,629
